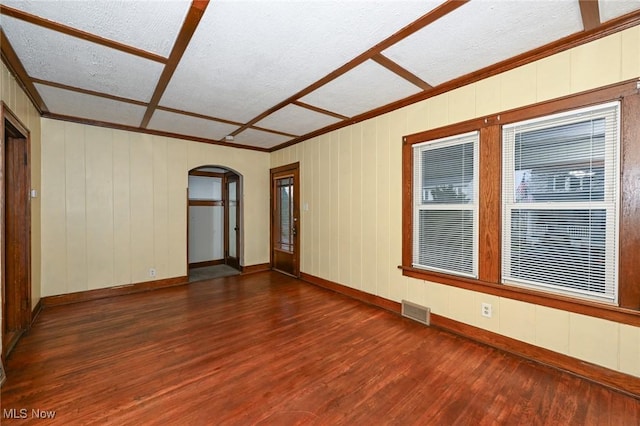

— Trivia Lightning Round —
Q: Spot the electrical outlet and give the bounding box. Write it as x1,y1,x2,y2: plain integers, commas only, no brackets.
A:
481,302,492,318
149,268,156,278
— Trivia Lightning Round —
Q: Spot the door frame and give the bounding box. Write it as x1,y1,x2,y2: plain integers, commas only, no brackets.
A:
186,167,242,274
270,162,300,277
1,103,32,361
224,171,240,269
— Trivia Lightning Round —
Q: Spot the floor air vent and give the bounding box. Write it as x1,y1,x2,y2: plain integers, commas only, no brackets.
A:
401,300,430,325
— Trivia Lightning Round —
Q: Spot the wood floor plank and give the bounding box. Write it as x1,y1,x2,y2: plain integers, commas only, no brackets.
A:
1,271,639,424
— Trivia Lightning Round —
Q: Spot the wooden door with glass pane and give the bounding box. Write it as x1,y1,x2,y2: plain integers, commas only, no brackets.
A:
224,172,240,269
271,163,299,277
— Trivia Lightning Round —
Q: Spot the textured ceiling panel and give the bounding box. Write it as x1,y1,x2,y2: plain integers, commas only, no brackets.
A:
254,104,342,136
233,129,293,150
1,0,190,57
299,60,422,118
599,0,640,22
147,110,239,141
35,84,145,127
159,0,441,123
383,1,583,86
1,15,163,102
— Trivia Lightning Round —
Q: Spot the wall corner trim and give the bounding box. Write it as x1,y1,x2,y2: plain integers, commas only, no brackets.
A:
30,299,42,325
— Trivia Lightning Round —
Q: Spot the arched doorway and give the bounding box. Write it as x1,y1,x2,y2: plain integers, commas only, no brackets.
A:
187,166,242,281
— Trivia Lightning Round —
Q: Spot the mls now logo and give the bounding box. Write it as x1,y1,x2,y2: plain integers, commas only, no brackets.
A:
3,408,56,419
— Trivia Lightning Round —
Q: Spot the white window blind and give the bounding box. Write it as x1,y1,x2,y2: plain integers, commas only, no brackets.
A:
502,102,619,303
413,131,479,277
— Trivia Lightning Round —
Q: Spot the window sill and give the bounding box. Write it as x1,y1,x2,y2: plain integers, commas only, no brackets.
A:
398,265,640,327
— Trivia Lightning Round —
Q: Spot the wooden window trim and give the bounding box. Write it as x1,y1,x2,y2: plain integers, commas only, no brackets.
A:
189,170,225,178
188,200,223,207
402,79,640,327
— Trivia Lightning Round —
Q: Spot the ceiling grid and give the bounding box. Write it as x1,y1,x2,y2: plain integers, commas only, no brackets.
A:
0,0,639,151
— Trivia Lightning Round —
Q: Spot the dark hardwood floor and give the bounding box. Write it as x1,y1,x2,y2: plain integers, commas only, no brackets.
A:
1,271,639,425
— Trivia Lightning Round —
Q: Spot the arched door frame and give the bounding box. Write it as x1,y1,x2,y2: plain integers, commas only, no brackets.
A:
187,165,243,272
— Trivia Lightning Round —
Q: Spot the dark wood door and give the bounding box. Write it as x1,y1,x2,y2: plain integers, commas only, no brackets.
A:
224,172,240,269
271,163,300,277
2,111,31,359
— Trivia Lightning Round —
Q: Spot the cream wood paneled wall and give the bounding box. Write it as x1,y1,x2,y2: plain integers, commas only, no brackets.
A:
271,27,640,378
40,118,270,297
0,62,42,311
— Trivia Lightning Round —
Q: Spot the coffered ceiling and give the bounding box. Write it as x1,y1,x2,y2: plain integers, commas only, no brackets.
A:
1,0,639,151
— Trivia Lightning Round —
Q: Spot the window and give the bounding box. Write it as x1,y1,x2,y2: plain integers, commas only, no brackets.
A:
276,176,294,252
412,131,479,277
404,82,638,317
502,102,620,302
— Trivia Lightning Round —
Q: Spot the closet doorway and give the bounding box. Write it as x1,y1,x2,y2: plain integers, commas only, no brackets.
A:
187,167,241,281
